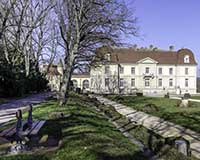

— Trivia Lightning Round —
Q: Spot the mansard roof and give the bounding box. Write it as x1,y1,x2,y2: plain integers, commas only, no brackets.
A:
96,47,197,65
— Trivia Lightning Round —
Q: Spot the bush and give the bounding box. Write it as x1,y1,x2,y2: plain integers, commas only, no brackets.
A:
136,92,143,96
0,61,48,97
184,93,191,99
143,103,159,112
164,92,170,98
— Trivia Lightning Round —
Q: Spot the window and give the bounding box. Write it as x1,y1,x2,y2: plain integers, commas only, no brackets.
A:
184,55,190,63
104,53,111,61
185,79,189,87
83,80,89,89
145,79,150,87
145,67,150,74
105,78,109,87
105,65,110,74
120,78,124,87
72,80,78,88
131,67,135,75
158,79,162,87
169,68,173,75
169,79,173,87
119,66,124,74
131,78,135,87
158,68,162,75
185,68,189,75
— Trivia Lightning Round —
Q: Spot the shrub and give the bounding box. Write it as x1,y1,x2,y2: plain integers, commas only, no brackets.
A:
0,61,48,97
136,92,143,96
184,93,191,99
164,92,170,98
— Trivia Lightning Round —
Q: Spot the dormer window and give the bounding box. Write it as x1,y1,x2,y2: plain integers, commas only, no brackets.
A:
184,55,190,63
104,53,111,61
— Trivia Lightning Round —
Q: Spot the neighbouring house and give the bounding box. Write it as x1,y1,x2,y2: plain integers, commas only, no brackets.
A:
90,47,197,95
40,64,63,91
40,62,90,92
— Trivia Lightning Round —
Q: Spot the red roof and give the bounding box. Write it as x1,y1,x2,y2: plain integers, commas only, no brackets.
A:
96,47,197,65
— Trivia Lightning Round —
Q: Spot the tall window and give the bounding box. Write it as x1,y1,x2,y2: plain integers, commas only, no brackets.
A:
169,68,173,75
105,78,109,87
120,78,124,87
83,80,89,89
72,80,78,88
169,79,173,87
131,78,135,87
185,68,189,75
105,65,110,74
145,79,150,87
131,67,135,75
158,79,162,87
119,66,124,74
185,79,189,87
145,67,150,74
158,68,162,75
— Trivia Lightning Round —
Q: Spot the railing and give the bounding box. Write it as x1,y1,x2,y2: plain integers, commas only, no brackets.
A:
142,73,154,79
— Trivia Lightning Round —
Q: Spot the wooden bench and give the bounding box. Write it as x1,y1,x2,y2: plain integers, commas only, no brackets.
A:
0,105,46,143
0,120,45,139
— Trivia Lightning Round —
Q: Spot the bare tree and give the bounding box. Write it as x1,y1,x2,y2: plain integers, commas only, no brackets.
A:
55,0,138,105
0,0,17,62
0,0,54,76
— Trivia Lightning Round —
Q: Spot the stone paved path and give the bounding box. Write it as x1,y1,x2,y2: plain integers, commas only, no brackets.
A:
0,92,53,125
93,95,200,159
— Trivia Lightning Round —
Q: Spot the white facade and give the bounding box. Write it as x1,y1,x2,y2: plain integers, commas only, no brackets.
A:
90,57,197,95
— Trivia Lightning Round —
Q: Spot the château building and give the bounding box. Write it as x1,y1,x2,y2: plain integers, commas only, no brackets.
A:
90,47,197,95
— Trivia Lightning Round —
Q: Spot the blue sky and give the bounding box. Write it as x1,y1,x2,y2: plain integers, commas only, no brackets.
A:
127,0,200,72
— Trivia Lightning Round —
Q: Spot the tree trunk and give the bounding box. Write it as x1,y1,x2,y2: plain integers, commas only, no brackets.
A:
59,54,74,106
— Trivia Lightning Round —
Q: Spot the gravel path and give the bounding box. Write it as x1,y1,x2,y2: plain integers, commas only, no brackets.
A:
0,92,53,125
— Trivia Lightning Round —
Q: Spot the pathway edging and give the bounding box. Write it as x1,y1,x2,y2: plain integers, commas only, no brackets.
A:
93,95,200,159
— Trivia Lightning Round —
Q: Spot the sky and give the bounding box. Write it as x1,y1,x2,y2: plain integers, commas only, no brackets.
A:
127,0,200,73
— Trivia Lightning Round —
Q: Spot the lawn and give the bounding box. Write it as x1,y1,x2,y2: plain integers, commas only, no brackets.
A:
108,95,200,133
191,96,200,100
0,93,148,160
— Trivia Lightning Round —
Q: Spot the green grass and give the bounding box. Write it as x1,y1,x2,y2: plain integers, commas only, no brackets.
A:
191,96,200,100
108,96,200,133
0,93,148,160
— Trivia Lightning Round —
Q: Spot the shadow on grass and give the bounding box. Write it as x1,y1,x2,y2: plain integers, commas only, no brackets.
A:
53,108,148,160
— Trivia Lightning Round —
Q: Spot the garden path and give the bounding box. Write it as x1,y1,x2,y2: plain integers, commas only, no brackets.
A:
0,92,53,125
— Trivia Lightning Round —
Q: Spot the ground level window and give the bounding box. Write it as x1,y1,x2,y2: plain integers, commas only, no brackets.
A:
158,79,162,87
131,78,135,87
105,78,109,87
120,78,124,87
145,79,150,87
185,79,188,87
83,80,89,89
72,80,78,88
169,79,173,87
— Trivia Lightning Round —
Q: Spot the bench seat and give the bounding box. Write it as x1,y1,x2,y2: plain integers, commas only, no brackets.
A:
0,120,46,138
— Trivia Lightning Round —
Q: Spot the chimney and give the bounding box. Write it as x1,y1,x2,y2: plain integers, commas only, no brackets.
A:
169,45,175,51
133,44,137,50
149,45,154,50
